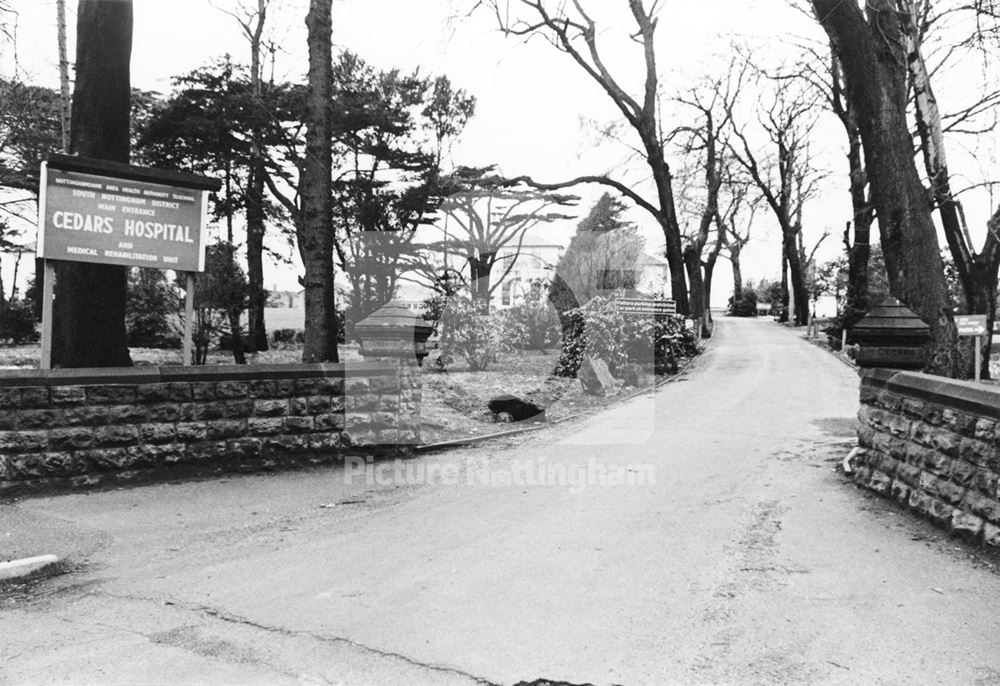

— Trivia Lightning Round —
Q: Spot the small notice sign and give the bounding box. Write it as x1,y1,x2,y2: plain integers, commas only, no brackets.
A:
38,161,211,272
955,314,988,337
616,298,677,316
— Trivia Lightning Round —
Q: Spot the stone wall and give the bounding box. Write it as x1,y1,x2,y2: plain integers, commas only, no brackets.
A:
854,369,1000,546
0,360,420,496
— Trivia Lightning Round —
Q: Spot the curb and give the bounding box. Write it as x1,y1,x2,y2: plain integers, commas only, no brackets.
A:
416,323,716,453
0,554,59,582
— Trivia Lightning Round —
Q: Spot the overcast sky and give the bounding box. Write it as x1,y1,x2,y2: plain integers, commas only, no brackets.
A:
3,1,996,308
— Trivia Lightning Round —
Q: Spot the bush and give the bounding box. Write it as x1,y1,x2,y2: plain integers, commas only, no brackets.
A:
728,286,759,317
127,268,180,348
553,294,698,377
505,295,561,351
438,296,512,372
0,298,39,344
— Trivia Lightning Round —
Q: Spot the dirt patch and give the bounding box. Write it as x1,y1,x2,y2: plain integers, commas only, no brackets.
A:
419,350,638,445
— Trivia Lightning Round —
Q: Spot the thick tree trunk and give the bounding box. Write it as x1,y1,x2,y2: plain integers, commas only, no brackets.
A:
703,256,717,323
779,251,790,323
645,141,689,316
843,220,872,325
684,245,708,336
468,254,494,311
298,0,338,363
784,231,810,326
227,309,246,365
245,0,268,353
52,0,133,368
730,245,743,302
905,15,999,379
813,0,961,376
246,164,268,352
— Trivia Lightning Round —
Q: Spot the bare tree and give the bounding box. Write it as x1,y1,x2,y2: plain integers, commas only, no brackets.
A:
810,0,962,376
479,0,691,314
725,74,820,326
670,66,743,331
213,0,273,353
902,0,1000,378
714,176,758,304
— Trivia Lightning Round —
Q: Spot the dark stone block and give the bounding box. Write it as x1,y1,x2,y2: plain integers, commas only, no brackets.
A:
248,417,284,435
315,413,346,431
19,387,50,409
108,405,148,424
254,399,288,417
49,428,94,450
63,405,110,427
49,386,88,406
283,416,314,433
307,396,333,413
215,381,249,399
0,430,47,453
137,383,172,403
248,380,276,398
141,423,177,444
17,409,63,429
226,438,262,460
190,382,216,400
176,422,208,442
488,395,545,423
147,403,183,423
85,385,136,405
206,420,247,440
0,388,21,409
94,425,139,447
222,399,254,418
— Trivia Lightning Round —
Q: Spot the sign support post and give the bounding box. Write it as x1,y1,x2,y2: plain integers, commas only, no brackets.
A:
183,272,195,366
40,260,56,370
955,314,989,383
975,334,982,383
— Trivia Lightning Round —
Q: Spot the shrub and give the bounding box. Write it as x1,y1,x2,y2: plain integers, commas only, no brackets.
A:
728,286,759,317
438,296,512,372
127,268,180,348
553,294,697,377
0,298,39,344
505,293,561,351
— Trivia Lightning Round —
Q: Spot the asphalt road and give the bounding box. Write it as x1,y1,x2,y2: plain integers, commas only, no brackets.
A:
3,317,1000,686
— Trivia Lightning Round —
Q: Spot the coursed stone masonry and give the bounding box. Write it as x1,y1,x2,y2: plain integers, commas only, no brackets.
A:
0,361,420,496
854,369,1000,546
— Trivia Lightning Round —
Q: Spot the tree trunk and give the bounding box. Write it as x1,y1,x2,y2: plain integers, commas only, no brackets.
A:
784,231,810,326
227,309,246,365
703,257,716,322
780,250,790,323
684,244,707,336
905,11,999,379
245,0,268,353
299,0,338,363
812,0,960,376
730,245,743,302
51,0,133,368
246,165,267,352
468,254,494,311
843,219,872,326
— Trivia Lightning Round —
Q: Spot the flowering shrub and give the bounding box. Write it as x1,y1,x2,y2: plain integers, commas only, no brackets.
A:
438,297,513,372
553,294,698,377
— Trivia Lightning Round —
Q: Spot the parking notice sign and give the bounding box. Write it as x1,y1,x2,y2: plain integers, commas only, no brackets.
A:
955,314,988,337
